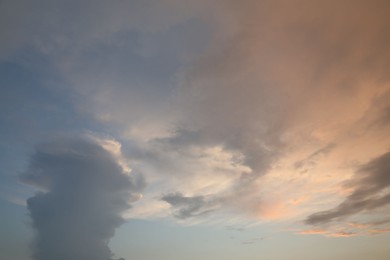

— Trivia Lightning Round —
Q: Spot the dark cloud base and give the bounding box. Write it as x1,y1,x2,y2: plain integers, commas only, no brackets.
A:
21,137,131,260
162,192,216,219
305,151,390,226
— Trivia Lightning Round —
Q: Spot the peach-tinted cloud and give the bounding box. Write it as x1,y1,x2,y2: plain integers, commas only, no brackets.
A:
164,0,390,226
4,0,390,231
298,229,327,235
347,222,372,229
368,228,390,235
328,231,357,238
257,201,292,221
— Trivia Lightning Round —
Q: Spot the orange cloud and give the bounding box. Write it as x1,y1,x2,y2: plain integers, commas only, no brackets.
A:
369,228,390,235
347,222,371,229
298,229,327,235
327,231,357,238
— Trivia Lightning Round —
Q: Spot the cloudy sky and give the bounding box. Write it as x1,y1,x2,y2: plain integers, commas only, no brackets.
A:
1,0,390,259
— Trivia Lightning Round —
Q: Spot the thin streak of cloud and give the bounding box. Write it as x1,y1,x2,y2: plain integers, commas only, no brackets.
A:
305,151,390,226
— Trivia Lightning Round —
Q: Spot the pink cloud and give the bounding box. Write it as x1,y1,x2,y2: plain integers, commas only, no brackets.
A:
298,229,327,235
369,228,390,235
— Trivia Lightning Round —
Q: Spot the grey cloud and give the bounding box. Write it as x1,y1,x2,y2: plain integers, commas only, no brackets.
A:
1,0,210,136
0,0,204,55
161,193,218,219
305,151,390,225
127,170,146,194
154,128,206,148
21,136,135,260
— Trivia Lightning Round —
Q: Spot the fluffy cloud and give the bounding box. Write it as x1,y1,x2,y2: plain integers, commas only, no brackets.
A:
158,0,390,223
2,0,390,232
21,136,140,260
118,0,390,226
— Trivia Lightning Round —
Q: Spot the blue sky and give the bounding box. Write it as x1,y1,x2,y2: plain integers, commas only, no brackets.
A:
1,1,390,259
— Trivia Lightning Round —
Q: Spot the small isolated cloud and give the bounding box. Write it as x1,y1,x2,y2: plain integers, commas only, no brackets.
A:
161,192,218,220
298,229,327,235
305,151,390,229
21,136,140,260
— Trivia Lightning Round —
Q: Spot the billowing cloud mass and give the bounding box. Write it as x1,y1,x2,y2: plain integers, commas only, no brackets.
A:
21,136,138,260
1,0,390,242
148,0,390,225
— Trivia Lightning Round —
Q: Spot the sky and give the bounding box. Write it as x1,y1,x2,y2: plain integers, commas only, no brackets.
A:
1,0,390,259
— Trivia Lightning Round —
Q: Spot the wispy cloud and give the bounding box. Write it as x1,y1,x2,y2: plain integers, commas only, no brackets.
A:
305,151,390,226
